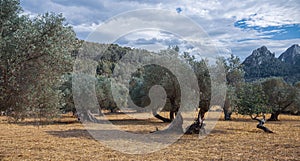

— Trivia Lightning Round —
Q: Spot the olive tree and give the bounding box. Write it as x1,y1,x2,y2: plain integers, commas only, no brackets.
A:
236,82,273,132
260,77,296,121
128,48,182,122
217,54,244,120
294,82,300,115
0,0,81,121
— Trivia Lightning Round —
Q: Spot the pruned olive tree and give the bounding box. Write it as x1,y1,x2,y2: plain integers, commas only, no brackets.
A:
236,82,273,133
128,48,182,122
260,77,296,121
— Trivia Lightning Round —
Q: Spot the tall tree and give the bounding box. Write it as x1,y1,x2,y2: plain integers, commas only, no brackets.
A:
217,54,244,120
182,52,211,130
0,0,81,121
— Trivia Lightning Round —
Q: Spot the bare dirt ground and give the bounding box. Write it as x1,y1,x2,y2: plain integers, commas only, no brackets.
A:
0,113,299,161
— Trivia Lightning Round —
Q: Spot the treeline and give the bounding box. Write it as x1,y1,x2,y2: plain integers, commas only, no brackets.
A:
0,0,299,124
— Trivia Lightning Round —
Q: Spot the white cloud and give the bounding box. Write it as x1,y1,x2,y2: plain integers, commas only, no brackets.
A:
72,22,101,32
20,0,300,60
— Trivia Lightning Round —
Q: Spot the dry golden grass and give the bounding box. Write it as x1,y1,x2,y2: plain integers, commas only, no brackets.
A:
0,113,299,161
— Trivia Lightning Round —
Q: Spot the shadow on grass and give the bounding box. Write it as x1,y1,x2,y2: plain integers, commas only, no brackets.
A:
225,127,276,134
12,120,80,126
1,116,169,126
108,119,168,126
209,129,229,134
46,129,94,139
46,127,231,143
221,118,299,124
46,128,189,146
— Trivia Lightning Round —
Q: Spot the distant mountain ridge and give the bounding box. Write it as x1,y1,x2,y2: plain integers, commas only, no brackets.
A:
243,44,300,83
279,44,300,65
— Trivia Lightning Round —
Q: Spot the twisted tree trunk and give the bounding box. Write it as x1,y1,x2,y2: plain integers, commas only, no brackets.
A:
252,115,273,133
185,109,205,134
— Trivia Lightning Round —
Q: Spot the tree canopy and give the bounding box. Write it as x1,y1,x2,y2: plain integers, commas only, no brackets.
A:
0,0,81,121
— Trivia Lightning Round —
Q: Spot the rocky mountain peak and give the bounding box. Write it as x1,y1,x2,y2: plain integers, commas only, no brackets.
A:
243,44,300,83
279,44,300,64
251,46,275,57
243,46,276,66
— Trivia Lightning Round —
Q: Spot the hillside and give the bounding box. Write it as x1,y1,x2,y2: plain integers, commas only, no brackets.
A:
243,44,300,83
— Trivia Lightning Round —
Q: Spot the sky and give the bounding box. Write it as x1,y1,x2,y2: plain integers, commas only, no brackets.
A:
20,0,300,60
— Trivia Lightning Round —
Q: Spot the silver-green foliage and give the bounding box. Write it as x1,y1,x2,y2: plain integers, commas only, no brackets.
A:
236,82,271,117
0,0,81,121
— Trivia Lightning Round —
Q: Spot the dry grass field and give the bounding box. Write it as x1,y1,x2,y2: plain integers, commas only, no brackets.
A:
0,112,299,161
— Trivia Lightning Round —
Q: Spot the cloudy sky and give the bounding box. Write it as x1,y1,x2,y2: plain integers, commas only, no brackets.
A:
20,0,300,60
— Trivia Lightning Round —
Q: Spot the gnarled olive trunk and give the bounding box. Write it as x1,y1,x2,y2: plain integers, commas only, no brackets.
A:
185,107,207,134
223,109,232,121
223,98,232,120
268,112,280,121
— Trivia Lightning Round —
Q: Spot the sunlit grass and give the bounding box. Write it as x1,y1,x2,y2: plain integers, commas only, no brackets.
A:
0,113,299,160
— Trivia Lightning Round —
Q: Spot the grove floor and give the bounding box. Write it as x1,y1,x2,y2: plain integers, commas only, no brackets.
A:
0,113,299,160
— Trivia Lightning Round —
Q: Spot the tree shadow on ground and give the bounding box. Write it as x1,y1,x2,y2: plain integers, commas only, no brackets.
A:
225,127,275,134
209,129,230,134
11,120,80,126
46,128,189,145
46,129,94,139
108,119,168,126
46,127,230,143
0,115,171,126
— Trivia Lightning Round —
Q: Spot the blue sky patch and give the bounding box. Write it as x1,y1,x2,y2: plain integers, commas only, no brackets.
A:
235,19,300,40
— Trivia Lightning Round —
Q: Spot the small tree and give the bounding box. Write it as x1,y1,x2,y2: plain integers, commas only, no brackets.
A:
260,77,296,121
236,82,273,132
